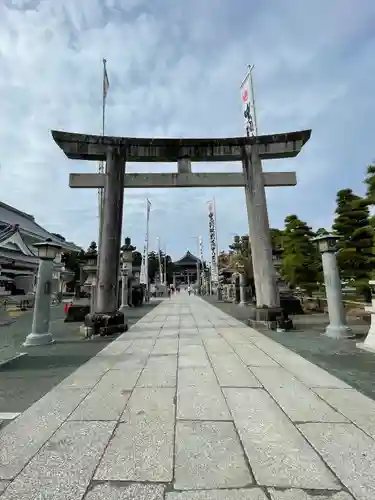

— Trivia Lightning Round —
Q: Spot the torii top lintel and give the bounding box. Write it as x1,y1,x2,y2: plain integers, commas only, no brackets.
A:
51,129,311,162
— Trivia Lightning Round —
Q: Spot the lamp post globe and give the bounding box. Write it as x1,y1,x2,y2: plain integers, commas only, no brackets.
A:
23,238,62,346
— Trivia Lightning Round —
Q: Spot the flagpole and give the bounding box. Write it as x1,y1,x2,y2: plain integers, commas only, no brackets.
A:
97,58,109,278
145,199,151,301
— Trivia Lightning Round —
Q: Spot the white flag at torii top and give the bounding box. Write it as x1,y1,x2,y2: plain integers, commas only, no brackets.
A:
240,69,256,136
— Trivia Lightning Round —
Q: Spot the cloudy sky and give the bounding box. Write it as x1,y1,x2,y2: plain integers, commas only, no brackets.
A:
1,0,375,260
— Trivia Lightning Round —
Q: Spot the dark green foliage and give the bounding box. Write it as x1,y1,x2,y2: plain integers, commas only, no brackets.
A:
147,251,175,284
332,189,374,298
132,251,143,267
270,228,284,251
281,215,320,294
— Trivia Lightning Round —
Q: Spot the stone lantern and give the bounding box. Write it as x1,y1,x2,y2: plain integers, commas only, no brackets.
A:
312,233,352,339
23,238,61,346
120,237,136,309
231,235,246,306
81,246,98,313
357,280,375,353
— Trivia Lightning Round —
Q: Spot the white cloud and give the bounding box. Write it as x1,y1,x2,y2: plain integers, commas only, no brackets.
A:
0,0,375,260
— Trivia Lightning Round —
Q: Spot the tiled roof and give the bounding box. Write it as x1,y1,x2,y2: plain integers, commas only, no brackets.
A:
174,251,200,265
0,202,81,252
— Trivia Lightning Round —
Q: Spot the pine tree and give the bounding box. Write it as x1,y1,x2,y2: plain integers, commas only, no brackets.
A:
281,215,320,294
332,189,374,300
364,164,375,276
229,235,253,280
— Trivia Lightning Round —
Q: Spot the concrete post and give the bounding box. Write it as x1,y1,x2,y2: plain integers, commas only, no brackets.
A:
120,271,128,309
242,145,279,309
96,149,125,314
239,274,246,306
357,280,375,352
321,251,352,339
24,259,54,346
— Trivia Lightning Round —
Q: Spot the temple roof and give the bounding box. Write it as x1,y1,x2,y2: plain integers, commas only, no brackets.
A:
173,251,200,265
0,202,81,253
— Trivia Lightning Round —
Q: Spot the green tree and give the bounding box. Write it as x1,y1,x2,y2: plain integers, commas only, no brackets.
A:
132,251,143,267
332,189,374,300
229,235,253,280
147,250,175,284
364,164,375,276
270,228,284,251
364,163,375,208
281,215,320,294
315,227,329,237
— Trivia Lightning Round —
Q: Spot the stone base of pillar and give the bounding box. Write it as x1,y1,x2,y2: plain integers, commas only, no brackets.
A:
64,300,90,323
84,311,127,336
324,324,353,339
247,306,293,330
23,332,54,346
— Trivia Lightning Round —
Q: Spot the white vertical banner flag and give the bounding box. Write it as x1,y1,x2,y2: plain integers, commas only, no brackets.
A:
140,199,151,286
208,200,219,284
240,65,257,137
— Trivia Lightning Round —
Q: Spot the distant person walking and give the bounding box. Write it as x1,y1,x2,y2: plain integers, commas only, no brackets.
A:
187,285,192,296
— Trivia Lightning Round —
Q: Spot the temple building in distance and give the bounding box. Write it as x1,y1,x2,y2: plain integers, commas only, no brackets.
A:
0,201,82,296
173,251,202,285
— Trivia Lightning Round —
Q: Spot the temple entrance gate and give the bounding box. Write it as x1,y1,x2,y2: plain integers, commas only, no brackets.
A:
52,129,311,332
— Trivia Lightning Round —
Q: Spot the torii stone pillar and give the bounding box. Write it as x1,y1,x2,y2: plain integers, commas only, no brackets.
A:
88,148,127,334
243,144,280,320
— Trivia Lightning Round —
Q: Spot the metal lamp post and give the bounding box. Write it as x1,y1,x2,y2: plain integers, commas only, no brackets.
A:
312,234,352,339
120,237,135,310
23,238,61,346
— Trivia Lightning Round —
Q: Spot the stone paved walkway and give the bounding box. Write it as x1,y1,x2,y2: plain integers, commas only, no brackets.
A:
0,294,374,499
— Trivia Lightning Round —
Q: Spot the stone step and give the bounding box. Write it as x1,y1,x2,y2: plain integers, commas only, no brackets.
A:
0,347,27,368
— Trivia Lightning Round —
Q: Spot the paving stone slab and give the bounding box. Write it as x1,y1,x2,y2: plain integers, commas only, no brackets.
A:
179,346,210,368
268,490,354,500
209,353,261,388
96,340,133,356
229,343,279,367
0,387,89,479
130,322,163,331
152,338,178,355
315,388,375,439
179,338,202,347
298,422,375,500
56,365,108,390
203,338,234,355
0,481,9,494
137,354,177,387
110,354,147,372
174,420,252,490
68,371,132,421
224,388,340,489
96,388,175,482
177,368,231,420
166,489,267,499
251,338,350,389
1,421,115,500
84,483,166,499
252,367,348,423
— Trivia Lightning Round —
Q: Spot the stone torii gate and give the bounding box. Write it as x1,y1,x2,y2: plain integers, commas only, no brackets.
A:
52,129,311,332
